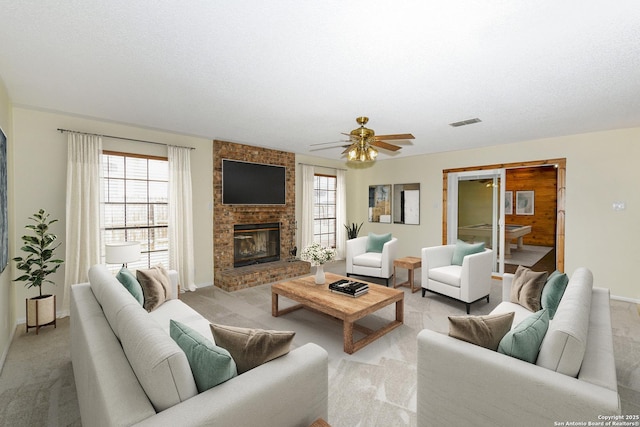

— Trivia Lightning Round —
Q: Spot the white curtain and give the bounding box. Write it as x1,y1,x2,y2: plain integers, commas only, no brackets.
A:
300,164,315,251
64,133,103,315
335,169,347,259
168,145,196,292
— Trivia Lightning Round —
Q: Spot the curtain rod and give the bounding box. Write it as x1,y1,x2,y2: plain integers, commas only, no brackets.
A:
297,162,347,171
57,128,196,150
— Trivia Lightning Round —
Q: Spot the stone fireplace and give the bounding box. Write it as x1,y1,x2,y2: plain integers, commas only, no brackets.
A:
234,223,280,267
213,140,310,291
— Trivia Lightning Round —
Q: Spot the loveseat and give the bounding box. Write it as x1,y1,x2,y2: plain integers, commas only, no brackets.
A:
70,264,328,427
417,267,620,426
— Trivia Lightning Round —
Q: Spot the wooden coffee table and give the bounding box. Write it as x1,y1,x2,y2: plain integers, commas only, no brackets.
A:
271,272,404,354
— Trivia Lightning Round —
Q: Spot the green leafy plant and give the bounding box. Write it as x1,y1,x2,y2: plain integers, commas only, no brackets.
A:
13,209,64,297
344,222,363,239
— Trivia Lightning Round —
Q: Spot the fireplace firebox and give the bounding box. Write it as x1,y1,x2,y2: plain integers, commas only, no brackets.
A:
233,223,280,267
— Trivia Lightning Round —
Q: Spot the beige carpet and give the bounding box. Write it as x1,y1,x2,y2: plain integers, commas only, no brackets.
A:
1,262,639,426
0,317,80,426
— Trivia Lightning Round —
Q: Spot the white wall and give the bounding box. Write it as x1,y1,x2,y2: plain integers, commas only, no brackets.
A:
11,108,213,321
0,76,15,369
7,107,639,335
341,127,640,301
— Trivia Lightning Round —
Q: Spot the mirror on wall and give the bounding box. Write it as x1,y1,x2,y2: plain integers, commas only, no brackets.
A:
393,183,420,224
368,184,392,223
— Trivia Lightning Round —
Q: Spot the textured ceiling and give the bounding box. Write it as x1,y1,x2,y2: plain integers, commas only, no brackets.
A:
1,1,639,160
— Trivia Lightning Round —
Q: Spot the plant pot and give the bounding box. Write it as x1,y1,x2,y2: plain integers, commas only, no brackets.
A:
26,294,56,334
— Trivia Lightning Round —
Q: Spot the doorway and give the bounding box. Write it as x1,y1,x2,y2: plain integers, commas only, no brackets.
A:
443,158,566,274
446,169,505,274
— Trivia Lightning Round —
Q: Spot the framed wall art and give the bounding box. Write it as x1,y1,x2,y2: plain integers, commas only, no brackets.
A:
0,128,7,273
504,191,513,215
393,183,420,224
368,184,391,223
516,190,534,215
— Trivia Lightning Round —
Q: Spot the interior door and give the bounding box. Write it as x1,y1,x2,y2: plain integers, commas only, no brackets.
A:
447,169,506,274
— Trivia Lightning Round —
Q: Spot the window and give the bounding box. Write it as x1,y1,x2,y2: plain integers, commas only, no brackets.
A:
102,151,169,271
313,174,336,248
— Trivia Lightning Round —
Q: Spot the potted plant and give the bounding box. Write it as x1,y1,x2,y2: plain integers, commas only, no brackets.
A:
13,209,64,334
344,222,363,240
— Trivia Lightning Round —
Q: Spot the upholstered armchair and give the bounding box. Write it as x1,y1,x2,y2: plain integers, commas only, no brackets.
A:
346,234,398,286
421,243,493,313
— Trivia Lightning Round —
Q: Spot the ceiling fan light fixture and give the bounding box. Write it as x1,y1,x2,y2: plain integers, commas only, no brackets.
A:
347,143,378,162
331,117,413,162
348,147,358,161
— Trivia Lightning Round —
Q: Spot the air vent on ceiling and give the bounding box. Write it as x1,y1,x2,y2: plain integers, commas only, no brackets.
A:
449,118,482,127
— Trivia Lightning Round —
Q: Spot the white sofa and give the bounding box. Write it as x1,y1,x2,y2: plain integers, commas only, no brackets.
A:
71,264,329,427
417,267,620,426
346,235,398,285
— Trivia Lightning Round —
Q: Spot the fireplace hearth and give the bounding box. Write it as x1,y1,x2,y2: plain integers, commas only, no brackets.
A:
233,223,280,267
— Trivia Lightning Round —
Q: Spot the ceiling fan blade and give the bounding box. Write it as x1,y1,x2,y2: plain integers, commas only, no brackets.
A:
342,144,357,154
310,139,351,147
340,132,359,140
374,133,415,140
310,144,350,152
370,140,402,151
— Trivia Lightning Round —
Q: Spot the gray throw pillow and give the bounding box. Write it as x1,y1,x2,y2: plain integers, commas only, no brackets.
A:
210,324,295,374
451,240,485,266
170,320,237,392
136,265,172,311
510,265,548,312
448,311,515,351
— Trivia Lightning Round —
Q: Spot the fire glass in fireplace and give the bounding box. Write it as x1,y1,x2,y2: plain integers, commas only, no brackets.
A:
233,223,280,267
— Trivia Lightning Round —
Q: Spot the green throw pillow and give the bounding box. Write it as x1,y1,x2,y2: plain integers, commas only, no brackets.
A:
366,232,392,253
451,240,485,266
541,270,569,319
498,309,549,363
116,267,144,306
170,320,237,392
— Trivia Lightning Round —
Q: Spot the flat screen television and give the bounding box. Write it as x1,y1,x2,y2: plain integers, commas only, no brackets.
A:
222,159,286,205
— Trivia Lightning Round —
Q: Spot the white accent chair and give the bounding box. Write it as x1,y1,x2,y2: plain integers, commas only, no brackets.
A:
421,244,493,313
346,235,398,286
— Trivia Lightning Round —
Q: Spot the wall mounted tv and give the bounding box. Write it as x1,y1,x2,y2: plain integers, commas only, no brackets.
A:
222,159,286,205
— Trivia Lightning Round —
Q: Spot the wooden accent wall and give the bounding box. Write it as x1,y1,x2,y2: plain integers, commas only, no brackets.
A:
213,140,309,291
506,166,557,247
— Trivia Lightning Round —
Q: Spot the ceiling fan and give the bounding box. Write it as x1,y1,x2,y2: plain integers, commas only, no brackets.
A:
311,116,415,162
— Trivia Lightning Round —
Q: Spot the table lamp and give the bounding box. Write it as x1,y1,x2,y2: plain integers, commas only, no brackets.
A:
105,241,141,268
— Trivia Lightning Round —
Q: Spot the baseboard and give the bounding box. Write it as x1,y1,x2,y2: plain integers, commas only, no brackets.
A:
0,321,17,376
611,294,640,304
179,282,213,293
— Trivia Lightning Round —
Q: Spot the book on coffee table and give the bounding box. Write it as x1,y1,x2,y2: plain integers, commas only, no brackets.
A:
331,288,369,297
329,279,369,297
